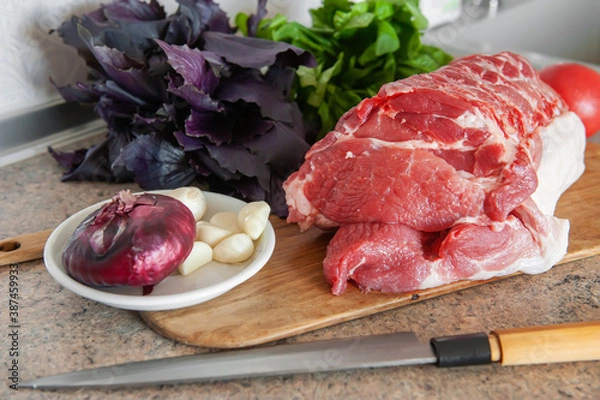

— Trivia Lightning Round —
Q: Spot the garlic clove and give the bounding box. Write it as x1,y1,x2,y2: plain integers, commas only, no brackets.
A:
178,242,213,276
238,201,271,240
213,233,255,263
168,187,207,221
210,211,242,233
195,221,233,247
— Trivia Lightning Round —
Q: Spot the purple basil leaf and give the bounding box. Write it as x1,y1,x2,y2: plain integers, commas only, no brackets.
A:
78,25,166,102
227,173,289,218
96,79,147,105
156,40,220,93
119,134,196,189
203,142,271,190
163,13,193,46
194,150,242,182
230,178,266,203
184,109,233,144
245,120,310,177
147,51,171,76
51,80,101,104
132,109,174,135
102,0,166,22
94,96,133,125
202,31,316,70
230,113,275,144
168,80,223,112
52,15,90,54
90,80,147,125
264,64,297,97
64,14,166,67
55,141,116,182
52,16,100,69
246,0,268,38
265,174,289,218
216,70,297,123
48,147,87,170
201,50,227,76
103,128,137,181
164,0,232,46
97,0,168,63
177,0,232,34
53,1,167,67
101,20,169,63
174,130,204,151
50,131,134,183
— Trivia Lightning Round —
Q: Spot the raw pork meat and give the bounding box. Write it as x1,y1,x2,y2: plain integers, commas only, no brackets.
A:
283,52,586,295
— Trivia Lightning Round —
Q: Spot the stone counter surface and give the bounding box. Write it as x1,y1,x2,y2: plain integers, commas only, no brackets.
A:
1,145,599,400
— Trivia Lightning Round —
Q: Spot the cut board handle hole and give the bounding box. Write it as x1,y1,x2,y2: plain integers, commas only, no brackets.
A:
0,241,21,252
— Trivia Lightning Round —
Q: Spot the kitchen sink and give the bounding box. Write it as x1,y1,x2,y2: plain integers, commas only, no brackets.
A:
426,0,600,71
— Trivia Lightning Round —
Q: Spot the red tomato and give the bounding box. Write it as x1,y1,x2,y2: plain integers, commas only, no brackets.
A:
539,63,600,138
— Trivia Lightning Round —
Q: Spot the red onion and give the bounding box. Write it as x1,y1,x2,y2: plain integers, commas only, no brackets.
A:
62,190,196,289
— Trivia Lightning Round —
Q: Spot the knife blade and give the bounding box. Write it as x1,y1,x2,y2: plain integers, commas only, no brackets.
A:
19,321,600,389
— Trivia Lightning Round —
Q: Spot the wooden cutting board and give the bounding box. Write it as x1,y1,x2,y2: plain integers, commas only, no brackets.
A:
141,143,600,349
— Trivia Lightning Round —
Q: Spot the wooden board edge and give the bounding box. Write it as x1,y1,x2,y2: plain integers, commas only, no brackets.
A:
141,272,527,348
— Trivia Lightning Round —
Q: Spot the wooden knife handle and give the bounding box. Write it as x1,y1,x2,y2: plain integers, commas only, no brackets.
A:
488,321,600,366
0,229,54,266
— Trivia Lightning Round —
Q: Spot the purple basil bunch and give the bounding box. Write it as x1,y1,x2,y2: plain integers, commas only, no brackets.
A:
50,0,315,217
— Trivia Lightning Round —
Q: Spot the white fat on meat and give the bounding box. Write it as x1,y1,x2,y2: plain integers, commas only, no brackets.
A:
420,216,570,289
409,112,585,290
531,111,586,215
420,113,585,289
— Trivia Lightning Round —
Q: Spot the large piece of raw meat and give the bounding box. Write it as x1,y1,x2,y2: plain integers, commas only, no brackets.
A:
284,52,586,295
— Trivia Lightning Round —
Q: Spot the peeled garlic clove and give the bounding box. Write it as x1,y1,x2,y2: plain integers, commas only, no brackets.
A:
210,211,242,233
178,241,213,276
213,233,254,263
195,221,233,247
238,201,271,240
168,187,207,221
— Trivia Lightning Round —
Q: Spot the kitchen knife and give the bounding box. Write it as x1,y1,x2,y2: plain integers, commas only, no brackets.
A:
20,321,600,389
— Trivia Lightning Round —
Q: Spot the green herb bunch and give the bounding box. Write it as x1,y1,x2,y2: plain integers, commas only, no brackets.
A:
238,0,453,140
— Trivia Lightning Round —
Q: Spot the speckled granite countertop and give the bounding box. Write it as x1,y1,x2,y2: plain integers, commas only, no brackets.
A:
1,137,599,400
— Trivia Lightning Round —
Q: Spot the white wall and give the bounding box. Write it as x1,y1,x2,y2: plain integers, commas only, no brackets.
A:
1,0,462,119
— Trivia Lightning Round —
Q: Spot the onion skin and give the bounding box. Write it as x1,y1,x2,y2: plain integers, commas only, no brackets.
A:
62,190,196,288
